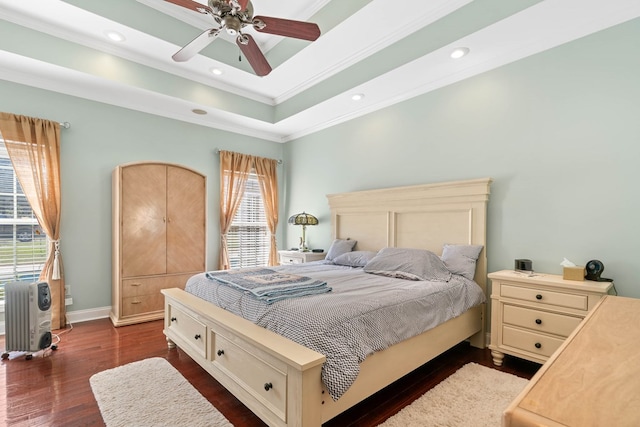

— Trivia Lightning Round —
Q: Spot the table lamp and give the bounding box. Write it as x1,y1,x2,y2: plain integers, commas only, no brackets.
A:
287,212,318,252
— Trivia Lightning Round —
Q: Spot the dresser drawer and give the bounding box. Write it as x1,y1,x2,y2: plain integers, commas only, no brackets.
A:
166,304,207,358
501,284,588,311
211,330,287,422
280,255,303,264
502,325,564,358
503,304,583,337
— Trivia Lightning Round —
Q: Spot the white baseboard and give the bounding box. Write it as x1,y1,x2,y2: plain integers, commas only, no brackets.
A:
65,306,111,325
0,306,111,336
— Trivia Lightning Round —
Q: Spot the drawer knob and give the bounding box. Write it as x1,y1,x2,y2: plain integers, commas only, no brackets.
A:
535,318,542,325
170,317,177,322
264,382,273,391
194,334,201,340
217,349,224,356
536,294,543,300
535,342,542,349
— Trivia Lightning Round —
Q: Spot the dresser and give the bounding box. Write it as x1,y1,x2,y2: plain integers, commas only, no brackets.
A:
111,162,206,327
503,295,640,427
488,270,612,366
278,250,325,265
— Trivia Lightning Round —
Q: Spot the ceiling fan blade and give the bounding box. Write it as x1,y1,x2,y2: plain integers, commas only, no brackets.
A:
164,0,213,15
172,29,221,62
236,34,272,76
252,16,321,41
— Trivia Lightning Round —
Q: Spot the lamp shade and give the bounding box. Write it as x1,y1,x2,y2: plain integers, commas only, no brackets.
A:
288,212,318,226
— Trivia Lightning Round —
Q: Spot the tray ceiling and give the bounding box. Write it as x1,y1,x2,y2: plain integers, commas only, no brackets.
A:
0,0,638,142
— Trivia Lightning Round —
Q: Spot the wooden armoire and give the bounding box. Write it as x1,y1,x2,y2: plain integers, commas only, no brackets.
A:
110,162,206,326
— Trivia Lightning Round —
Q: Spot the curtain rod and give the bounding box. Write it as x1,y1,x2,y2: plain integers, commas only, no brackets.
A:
214,148,282,164
59,122,70,129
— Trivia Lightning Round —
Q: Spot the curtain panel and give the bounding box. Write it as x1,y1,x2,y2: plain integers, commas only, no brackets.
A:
0,112,66,329
218,150,279,269
253,156,279,266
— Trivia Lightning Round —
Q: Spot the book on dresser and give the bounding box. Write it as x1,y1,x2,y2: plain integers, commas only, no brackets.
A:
488,270,613,366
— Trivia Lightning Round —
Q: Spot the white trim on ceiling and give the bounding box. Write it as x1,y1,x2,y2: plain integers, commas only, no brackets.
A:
0,0,639,142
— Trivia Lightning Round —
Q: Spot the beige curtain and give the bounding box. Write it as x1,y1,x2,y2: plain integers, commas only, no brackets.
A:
218,151,280,269
254,156,279,266
0,112,65,329
218,150,252,270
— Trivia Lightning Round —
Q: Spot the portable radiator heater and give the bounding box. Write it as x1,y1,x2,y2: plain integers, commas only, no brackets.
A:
2,281,53,359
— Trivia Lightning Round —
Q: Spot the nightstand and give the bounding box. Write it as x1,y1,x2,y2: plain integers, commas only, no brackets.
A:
488,270,613,366
278,250,326,265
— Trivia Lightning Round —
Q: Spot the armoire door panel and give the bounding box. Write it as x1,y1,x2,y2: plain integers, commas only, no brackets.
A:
121,164,168,277
166,166,206,273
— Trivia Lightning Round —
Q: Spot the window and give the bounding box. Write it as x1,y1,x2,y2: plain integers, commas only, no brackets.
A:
226,171,269,269
0,141,47,302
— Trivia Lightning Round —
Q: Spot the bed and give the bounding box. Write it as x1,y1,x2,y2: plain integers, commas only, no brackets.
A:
162,177,492,427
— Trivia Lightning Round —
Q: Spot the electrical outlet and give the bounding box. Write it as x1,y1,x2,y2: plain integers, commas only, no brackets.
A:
65,297,73,306
65,285,71,295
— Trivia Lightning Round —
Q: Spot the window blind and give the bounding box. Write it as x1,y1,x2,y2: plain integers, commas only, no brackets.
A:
227,172,269,269
0,142,47,302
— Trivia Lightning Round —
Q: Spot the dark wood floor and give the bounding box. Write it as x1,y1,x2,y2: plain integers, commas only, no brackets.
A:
0,318,540,426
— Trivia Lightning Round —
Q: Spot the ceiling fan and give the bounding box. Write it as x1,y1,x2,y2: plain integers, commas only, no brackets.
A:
165,0,321,76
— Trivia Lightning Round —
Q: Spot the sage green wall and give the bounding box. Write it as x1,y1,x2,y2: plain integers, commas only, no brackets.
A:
0,82,284,312
283,19,640,298
1,18,639,319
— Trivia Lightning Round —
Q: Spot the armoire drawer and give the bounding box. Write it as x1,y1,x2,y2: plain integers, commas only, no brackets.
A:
166,303,207,358
122,293,164,316
502,325,564,358
122,273,194,298
211,329,287,423
503,304,583,338
501,284,588,311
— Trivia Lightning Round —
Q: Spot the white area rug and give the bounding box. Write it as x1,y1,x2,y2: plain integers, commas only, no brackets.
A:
378,363,528,427
90,357,233,427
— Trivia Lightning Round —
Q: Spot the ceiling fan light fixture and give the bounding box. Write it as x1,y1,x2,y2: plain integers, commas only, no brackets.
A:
104,30,125,42
223,16,242,36
451,47,470,59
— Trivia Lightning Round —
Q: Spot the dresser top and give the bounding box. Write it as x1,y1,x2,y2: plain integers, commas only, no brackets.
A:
489,269,613,293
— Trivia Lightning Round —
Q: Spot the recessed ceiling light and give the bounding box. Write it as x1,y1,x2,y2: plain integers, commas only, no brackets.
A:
450,47,470,59
351,93,365,101
210,68,223,76
105,30,125,42
192,109,207,115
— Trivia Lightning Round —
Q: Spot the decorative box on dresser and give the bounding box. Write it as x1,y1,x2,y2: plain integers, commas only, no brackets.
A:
278,250,325,265
488,270,612,366
111,162,206,327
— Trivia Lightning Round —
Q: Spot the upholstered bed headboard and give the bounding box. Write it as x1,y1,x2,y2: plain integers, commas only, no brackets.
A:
326,178,492,293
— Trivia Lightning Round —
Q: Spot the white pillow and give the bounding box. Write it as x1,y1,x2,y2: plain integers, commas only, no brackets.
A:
364,247,451,281
325,239,357,261
441,244,484,280
332,251,377,267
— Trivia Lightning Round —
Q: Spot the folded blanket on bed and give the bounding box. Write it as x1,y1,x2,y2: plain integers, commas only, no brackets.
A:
205,268,331,303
